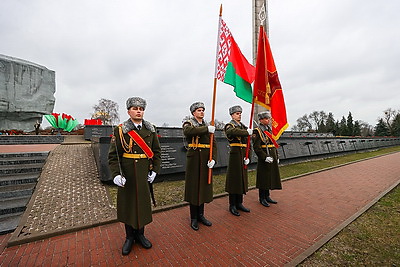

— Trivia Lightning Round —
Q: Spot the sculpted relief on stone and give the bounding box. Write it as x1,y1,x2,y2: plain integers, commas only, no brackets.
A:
0,54,56,131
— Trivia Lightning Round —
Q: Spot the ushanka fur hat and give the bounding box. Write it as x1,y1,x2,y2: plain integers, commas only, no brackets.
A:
190,102,205,113
229,105,242,115
126,97,146,110
258,110,272,120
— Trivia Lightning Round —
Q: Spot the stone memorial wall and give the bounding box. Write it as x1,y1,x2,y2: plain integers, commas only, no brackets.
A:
0,54,55,131
91,128,400,182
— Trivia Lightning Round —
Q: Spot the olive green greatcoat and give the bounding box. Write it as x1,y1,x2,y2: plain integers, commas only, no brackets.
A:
108,119,161,229
224,121,249,194
252,126,282,190
183,119,217,205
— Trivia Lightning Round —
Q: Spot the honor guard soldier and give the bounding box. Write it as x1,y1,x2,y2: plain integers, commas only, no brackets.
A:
183,102,217,231
252,110,282,207
224,105,253,216
108,97,161,256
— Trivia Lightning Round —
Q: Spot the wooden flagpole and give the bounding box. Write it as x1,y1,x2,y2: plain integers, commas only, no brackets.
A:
207,4,223,184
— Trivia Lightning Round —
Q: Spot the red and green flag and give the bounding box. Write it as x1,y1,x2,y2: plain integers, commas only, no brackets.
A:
216,18,255,103
253,25,289,140
44,112,79,132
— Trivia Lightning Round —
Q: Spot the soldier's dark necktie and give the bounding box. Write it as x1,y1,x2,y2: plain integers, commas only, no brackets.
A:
137,125,141,131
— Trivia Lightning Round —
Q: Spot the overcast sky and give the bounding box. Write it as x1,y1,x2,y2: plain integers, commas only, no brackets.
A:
1,0,399,129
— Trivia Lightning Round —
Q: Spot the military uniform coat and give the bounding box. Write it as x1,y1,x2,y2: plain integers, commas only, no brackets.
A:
108,119,161,229
224,120,249,194
252,125,282,190
183,118,217,205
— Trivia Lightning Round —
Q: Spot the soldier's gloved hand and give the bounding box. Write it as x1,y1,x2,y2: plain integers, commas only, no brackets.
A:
207,159,215,168
277,158,280,164
265,156,274,163
244,157,250,165
113,175,126,187
247,128,253,135
207,125,216,134
147,171,156,183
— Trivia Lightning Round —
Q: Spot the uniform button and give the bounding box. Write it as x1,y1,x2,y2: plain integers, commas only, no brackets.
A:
135,160,138,163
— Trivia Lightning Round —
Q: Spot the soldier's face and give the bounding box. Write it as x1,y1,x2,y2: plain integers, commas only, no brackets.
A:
128,106,144,122
193,108,205,120
260,117,271,126
231,112,241,122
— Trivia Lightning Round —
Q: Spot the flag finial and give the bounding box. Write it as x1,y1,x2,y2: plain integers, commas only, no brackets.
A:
258,3,266,24
219,4,223,16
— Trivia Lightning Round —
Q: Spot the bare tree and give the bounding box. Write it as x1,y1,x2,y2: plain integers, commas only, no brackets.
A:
92,98,119,126
383,108,398,135
294,114,313,132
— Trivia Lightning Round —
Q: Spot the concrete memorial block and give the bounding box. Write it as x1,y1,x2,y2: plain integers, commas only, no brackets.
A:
0,54,55,131
84,125,113,140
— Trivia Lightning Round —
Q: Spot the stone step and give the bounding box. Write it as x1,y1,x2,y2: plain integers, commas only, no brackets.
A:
0,156,46,166
0,152,49,159
0,183,36,199
0,196,30,215
0,163,44,175
0,173,40,186
0,212,24,235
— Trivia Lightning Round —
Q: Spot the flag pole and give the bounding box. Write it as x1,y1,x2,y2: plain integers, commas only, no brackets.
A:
244,4,268,169
207,4,223,184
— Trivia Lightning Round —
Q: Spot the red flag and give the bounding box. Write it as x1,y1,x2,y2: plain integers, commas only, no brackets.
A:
253,25,289,140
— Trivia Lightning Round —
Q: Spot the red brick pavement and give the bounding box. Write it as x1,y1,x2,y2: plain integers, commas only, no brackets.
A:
1,152,399,266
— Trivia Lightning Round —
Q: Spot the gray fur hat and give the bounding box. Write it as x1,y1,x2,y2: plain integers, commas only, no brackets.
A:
258,110,271,120
190,102,205,113
126,97,146,110
229,105,242,115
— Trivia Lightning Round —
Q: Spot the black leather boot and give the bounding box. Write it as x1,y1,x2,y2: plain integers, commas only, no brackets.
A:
229,194,240,216
259,189,270,207
198,204,212,226
190,204,199,230
236,194,250,212
135,227,152,249
122,224,134,255
266,190,278,204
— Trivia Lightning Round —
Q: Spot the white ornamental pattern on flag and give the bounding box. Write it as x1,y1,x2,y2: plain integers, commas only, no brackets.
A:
216,18,232,81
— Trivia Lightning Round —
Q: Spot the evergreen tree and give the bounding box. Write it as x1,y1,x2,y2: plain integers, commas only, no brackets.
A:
353,121,361,136
374,118,390,136
338,116,348,136
325,112,336,135
346,112,354,136
391,113,400,136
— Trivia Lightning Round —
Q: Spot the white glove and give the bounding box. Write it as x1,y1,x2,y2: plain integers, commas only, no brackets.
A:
265,156,274,163
207,159,215,168
277,158,280,164
247,129,253,135
207,125,215,133
147,171,156,183
113,175,126,187
244,158,250,165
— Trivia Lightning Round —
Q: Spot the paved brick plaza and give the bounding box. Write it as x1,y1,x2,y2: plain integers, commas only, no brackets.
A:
1,142,399,266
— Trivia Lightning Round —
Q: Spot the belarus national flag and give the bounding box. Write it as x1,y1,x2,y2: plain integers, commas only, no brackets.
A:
216,18,255,103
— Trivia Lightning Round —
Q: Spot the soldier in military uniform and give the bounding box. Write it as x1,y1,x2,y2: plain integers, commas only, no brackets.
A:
183,102,217,231
108,97,161,256
252,110,282,207
224,105,253,216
